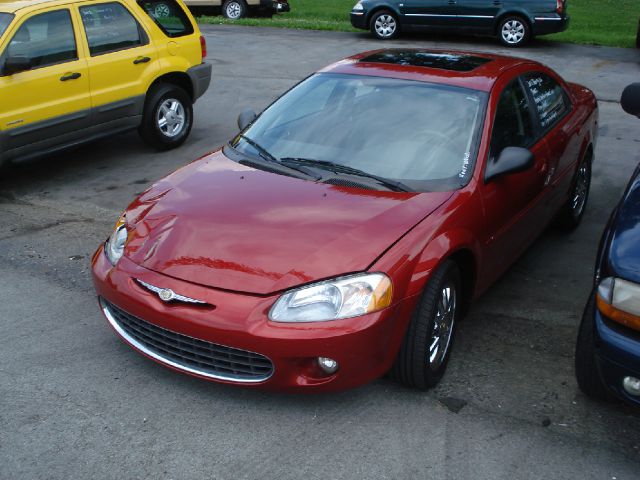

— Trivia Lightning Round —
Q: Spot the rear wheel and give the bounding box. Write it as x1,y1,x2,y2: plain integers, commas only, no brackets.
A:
498,15,530,47
391,260,461,389
556,153,592,231
222,0,247,19
575,296,611,400
370,10,399,40
139,83,193,151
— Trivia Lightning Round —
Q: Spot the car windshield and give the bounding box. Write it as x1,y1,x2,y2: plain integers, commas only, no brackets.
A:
0,13,14,37
231,73,487,191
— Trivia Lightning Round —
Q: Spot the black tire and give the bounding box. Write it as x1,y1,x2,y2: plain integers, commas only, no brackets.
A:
555,153,592,231
498,15,531,47
138,83,193,151
222,0,247,19
575,295,611,400
370,10,400,40
391,260,461,389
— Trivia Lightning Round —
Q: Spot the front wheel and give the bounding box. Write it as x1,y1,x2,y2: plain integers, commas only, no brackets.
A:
370,10,400,40
391,260,461,389
575,296,611,400
222,0,247,19
498,16,531,47
139,84,193,151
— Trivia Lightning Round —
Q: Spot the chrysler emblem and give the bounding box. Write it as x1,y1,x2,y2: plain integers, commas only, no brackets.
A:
158,288,175,302
136,279,207,305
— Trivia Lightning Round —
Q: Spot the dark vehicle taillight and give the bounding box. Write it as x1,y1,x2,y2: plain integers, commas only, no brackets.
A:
200,35,207,61
556,0,564,14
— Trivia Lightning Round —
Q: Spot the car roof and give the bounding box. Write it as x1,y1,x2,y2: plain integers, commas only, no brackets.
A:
320,49,540,93
0,0,131,13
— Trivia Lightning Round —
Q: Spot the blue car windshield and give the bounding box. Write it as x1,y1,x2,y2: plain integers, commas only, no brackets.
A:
0,13,13,37
233,73,487,191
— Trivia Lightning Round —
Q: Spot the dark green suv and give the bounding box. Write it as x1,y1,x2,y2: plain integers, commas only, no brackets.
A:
350,0,569,47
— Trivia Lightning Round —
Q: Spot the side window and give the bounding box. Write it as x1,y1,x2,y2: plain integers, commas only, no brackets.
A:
80,2,148,56
490,80,535,159
2,9,77,72
523,72,569,131
137,0,194,37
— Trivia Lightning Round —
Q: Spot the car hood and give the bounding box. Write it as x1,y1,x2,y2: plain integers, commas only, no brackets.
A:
608,164,640,284
124,151,452,295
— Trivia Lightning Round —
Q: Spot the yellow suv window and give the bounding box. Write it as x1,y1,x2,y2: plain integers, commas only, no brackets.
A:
138,0,194,38
0,13,13,37
79,2,149,56
1,9,76,73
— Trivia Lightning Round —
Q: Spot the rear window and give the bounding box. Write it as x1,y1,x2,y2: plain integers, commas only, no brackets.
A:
0,13,13,37
138,0,194,37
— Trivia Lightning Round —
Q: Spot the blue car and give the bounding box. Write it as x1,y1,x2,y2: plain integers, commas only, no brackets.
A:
575,83,640,404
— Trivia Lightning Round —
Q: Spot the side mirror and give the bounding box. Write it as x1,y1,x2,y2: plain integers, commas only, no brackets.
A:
3,55,31,76
485,146,534,182
237,108,257,131
621,83,640,118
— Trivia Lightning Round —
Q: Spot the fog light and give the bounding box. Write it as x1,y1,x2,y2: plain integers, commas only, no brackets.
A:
318,357,339,374
623,376,640,396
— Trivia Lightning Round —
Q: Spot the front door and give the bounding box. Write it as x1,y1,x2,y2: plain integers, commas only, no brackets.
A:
75,1,159,125
479,77,552,284
400,0,457,27
0,8,91,154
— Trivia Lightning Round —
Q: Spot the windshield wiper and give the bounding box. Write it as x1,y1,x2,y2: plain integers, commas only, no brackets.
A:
239,134,278,163
229,139,320,181
280,157,412,192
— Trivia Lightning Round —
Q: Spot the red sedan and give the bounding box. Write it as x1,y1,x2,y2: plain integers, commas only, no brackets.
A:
92,49,598,392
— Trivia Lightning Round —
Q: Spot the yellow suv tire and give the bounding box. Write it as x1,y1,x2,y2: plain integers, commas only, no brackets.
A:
139,83,194,150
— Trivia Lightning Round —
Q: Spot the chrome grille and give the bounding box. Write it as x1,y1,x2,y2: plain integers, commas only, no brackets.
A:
101,299,273,383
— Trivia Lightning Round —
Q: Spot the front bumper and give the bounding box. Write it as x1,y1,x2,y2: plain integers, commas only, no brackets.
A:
532,14,569,36
259,0,290,13
593,305,640,405
92,248,417,392
186,62,212,101
350,11,368,30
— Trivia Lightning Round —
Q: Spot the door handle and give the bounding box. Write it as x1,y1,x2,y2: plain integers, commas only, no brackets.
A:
60,72,81,81
133,56,151,64
493,0,501,4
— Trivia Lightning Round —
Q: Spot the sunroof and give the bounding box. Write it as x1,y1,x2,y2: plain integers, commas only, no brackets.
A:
359,51,492,72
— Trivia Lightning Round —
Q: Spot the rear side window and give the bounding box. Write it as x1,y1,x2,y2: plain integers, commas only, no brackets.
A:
490,79,535,159
137,0,194,37
523,72,570,131
3,9,77,71
0,13,13,37
80,2,148,56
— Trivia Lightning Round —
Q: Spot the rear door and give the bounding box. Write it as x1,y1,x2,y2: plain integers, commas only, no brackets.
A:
0,8,91,154
454,0,501,30
75,1,159,126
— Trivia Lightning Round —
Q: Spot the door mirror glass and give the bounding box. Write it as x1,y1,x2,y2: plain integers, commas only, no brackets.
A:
485,146,534,182
3,55,31,75
237,108,257,131
621,83,640,118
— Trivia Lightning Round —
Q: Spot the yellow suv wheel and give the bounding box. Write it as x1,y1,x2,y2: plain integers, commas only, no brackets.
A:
139,84,193,150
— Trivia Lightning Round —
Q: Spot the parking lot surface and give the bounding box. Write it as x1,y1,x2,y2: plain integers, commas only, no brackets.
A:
1,25,640,479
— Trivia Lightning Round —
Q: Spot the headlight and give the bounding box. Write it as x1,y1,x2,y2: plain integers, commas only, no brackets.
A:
352,1,364,11
104,216,128,266
596,276,640,331
269,273,392,322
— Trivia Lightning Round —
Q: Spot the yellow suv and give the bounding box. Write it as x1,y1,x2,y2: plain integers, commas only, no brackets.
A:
0,0,211,167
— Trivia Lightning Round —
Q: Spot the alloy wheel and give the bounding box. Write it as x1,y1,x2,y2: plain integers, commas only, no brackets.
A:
428,281,457,370
571,163,589,218
374,15,397,38
501,20,525,45
157,99,186,138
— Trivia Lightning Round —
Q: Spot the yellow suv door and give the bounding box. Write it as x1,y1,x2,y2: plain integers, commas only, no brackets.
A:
75,1,159,125
0,7,91,160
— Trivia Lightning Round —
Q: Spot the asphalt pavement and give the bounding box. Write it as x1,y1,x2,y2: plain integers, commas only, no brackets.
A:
1,25,640,479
